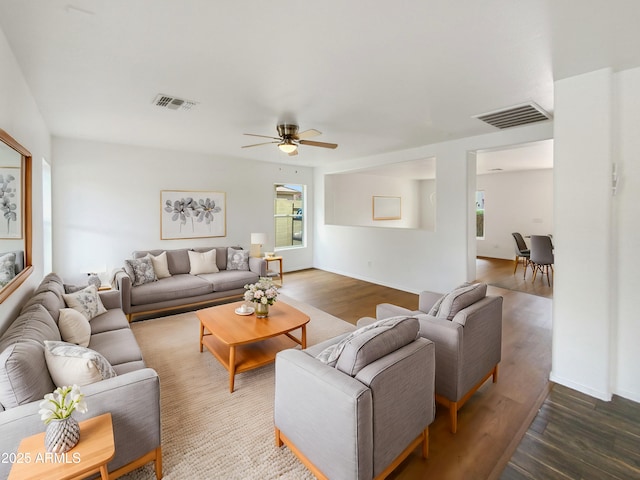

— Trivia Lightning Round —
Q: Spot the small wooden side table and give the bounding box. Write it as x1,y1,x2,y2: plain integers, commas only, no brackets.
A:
264,256,283,286
8,413,115,480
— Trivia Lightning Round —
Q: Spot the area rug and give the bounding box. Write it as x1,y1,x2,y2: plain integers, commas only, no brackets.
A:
121,295,355,479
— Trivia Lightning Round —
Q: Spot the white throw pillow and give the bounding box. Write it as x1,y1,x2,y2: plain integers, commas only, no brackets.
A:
150,251,171,279
44,340,117,387
62,285,107,320
58,308,91,347
188,249,219,275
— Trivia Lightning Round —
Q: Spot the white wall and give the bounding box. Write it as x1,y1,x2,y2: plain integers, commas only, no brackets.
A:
552,67,640,403
476,169,554,260
51,138,314,283
614,67,640,401
314,123,553,294
0,29,50,334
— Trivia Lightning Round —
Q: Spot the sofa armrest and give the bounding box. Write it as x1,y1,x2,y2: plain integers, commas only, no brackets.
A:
0,368,160,477
114,270,132,315
275,349,374,480
99,289,122,310
418,291,444,313
376,303,421,320
249,257,267,277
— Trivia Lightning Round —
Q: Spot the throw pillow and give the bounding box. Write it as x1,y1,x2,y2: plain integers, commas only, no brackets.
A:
124,255,157,286
436,283,487,321
188,249,219,275
150,251,171,279
0,252,16,287
58,308,91,347
227,247,249,271
62,285,107,321
44,340,117,387
428,282,472,316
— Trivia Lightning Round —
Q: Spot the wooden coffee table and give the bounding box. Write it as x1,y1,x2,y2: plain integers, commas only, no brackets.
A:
197,301,309,392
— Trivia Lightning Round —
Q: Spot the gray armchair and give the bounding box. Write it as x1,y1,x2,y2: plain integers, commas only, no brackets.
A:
274,317,435,480
367,283,503,433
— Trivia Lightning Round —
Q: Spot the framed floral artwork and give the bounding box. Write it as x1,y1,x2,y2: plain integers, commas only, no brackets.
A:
161,190,226,239
0,166,22,239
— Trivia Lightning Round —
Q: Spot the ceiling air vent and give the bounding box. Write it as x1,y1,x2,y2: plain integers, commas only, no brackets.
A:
474,102,551,129
153,94,197,111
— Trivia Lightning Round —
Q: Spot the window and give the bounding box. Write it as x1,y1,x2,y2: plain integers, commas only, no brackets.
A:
274,184,305,249
476,191,485,239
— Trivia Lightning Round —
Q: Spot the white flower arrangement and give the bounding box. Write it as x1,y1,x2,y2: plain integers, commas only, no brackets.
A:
38,385,88,425
243,277,278,305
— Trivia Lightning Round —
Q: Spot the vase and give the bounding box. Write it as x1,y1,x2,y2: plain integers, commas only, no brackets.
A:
255,302,269,318
44,416,80,453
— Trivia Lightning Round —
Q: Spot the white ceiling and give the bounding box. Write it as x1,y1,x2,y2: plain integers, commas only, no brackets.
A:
1,1,639,168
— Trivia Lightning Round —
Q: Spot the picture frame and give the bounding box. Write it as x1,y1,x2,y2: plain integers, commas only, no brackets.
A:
0,166,22,239
161,190,226,239
372,195,401,220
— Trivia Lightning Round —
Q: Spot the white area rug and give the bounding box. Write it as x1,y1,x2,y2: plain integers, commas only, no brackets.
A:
122,295,355,479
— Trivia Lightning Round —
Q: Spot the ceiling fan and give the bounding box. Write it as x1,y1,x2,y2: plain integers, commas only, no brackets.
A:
241,124,338,156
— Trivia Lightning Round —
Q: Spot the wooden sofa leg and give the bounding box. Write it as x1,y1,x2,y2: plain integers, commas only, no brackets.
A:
155,446,163,479
275,427,283,447
422,427,429,458
493,364,499,383
449,403,458,434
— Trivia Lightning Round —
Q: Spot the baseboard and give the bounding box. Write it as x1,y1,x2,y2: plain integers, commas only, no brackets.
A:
549,372,612,401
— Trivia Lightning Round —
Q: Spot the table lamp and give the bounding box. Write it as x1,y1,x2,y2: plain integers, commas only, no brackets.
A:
250,233,267,258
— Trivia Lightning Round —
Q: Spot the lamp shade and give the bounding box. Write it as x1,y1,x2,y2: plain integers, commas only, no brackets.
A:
251,233,267,245
278,140,297,154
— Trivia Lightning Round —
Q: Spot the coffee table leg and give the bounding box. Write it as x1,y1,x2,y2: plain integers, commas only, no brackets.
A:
229,346,236,393
199,322,204,352
301,325,307,349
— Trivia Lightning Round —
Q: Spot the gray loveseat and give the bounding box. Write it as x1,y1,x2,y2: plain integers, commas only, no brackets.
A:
115,246,267,321
0,273,161,479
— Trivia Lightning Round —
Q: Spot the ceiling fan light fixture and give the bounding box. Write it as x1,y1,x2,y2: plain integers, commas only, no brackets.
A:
278,139,297,154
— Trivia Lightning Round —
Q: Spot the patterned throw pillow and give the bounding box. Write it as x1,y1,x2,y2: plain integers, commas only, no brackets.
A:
0,252,16,287
124,255,157,286
62,285,107,320
44,340,117,387
227,247,249,271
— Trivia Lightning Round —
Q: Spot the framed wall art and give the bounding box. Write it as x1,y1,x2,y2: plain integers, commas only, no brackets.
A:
372,196,401,220
161,190,226,239
0,166,22,239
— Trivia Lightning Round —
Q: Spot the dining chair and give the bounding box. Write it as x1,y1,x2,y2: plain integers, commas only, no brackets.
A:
511,232,530,277
530,235,554,286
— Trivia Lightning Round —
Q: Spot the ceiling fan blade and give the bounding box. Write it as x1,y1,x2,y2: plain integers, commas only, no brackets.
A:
243,133,281,140
241,141,279,148
288,149,299,157
295,129,322,140
299,139,338,149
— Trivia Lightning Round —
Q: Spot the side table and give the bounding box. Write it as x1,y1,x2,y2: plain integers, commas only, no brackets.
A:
8,412,115,480
264,256,283,286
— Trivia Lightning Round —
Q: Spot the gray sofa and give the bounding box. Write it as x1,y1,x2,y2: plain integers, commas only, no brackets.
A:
115,246,267,321
0,273,161,479
359,282,503,433
275,316,436,480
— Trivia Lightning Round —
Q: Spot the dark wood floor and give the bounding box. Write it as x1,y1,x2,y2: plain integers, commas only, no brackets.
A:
281,260,640,480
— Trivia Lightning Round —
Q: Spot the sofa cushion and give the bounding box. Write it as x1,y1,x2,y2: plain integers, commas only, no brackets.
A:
150,251,171,279
0,252,16,287
199,270,258,292
227,247,249,271
124,256,157,286
22,289,66,324
58,308,91,347
193,247,229,271
188,249,219,275
316,316,419,377
89,309,131,335
44,340,117,387
130,274,213,305
87,329,143,366
436,283,487,321
63,285,107,320
0,304,61,351
164,249,191,275
35,273,66,298
0,341,55,408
